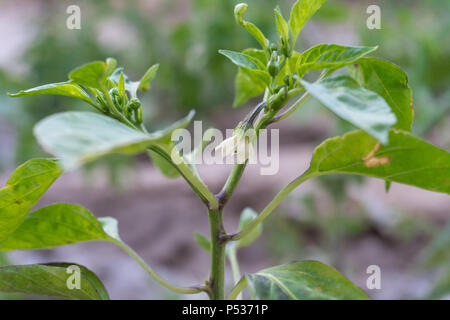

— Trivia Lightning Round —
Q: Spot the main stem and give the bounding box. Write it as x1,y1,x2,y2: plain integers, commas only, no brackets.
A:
208,208,226,300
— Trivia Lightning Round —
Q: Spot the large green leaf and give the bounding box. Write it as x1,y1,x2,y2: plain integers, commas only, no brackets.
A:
296,44,378,77
246,260,368,300
301,76,397,144
303,130,450,194
0,263,109,300
349,58,413,131
0,204,119,251
33,111,194,169
8,81,93,105
148,149,180,178
289,0,327,45
0,159,62,242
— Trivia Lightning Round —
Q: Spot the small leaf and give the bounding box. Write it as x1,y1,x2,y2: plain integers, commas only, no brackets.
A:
0,159,62,242
349,58,413,132
289,0,327,45
296,44,378,77
274,8,289,45
246,260,368,300
236,208,262,248
138,64,159,91
0,263,109,300
234,3,268,49
304,130,450,194
301,76,397,144
68,61,108,90
219,49,264,70
8,81,93,105
232,49,270,107
193,232,211,253
33,111,195,169
0,204,118,251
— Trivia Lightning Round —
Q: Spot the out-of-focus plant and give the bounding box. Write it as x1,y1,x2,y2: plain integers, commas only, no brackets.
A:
0,0,449,300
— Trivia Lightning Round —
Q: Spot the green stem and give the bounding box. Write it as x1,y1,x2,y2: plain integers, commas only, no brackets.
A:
228,277,247,300
229,171,315,242
102,87,139,130
114,240,207,295
270,91,310,123
208,208,226,299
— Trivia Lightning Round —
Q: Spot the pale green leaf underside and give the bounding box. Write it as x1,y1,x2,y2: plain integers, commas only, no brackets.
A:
8,81,92,105
0,203,118,251
0,263,109,300
349,57,413,132
33,111,194,170
0,159,62,242
305,130,450,194
297,44,378,77
301,76,397,144
289,0,327,44
246,260,368,300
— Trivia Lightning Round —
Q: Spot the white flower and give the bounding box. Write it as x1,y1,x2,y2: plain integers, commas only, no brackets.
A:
215,129,256,164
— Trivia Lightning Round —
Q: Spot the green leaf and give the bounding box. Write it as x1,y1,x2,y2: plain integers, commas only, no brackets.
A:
301,76,397,144
0,203,119,251
236,208,262,248
0,263,109,300
234,67,267,107
304,130,450,194
234,3,268,49
296,44,378,77
274,8,289,45
148,149,180,178
349,58,413,131
138,63,159,91
193,232,211,253
233,49,269,107
33,111,195,169
0,159,62,242
8,81,93,105
219,49,264,70
289,0,327,45
68,61,109,90
246,260,368,300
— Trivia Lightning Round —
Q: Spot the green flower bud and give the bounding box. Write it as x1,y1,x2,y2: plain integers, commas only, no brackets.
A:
128,98,141,111
267,51,279,77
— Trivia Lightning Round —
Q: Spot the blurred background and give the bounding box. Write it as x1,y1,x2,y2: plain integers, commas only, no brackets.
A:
0,0,449,299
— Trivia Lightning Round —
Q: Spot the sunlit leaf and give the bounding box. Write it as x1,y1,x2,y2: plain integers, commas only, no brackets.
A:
0,159,62,242
0,203,119,251
289,0,328,45
296,44,378,77
303,130,450,194
0,263,109,300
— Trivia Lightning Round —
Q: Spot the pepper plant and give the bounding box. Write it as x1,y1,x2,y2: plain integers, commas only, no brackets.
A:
1,1,449,300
